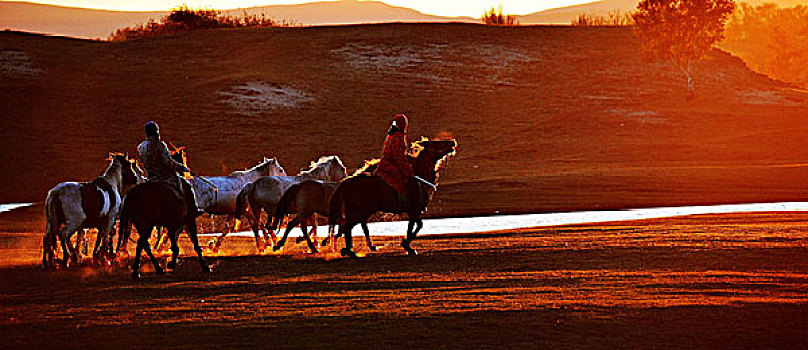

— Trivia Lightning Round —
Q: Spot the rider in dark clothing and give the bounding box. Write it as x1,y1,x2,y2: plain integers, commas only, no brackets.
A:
137,121,199,215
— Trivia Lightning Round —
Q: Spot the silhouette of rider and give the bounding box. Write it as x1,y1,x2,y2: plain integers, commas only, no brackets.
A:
375,114,415,207
137,121,200,215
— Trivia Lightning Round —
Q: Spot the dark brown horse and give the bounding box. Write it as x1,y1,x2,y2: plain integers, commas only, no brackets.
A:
328,139,456,257
116,180,210,280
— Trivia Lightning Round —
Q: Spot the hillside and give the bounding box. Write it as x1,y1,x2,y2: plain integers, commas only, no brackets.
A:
0,1,472,39
2,24,808,217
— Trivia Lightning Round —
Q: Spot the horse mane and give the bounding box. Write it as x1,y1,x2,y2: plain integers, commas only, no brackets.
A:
231,157,275,176
353,159,380,176
105,152,132,173
299,156,338,177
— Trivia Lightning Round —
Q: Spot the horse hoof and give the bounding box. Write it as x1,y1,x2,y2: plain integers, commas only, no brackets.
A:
340,248,357,258
406,249,418,256
295,236,305,244
368,245,378,252
131,272,141,280
167,260,177,270
272,245,282,252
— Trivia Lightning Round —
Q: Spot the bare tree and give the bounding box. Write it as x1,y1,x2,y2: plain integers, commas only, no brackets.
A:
633,0,735,95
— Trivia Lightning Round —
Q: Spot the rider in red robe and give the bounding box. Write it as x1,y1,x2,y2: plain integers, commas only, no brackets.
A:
376,114,414,203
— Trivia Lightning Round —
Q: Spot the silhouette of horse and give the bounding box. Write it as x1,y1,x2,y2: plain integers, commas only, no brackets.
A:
42,154,141,268
116,179,211,280
233,156,347,252
328,139,456,257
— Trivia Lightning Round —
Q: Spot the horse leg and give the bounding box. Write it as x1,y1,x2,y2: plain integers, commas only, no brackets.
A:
273,215,300,251
299,215,319,253
140,231,164,275
166,226,182,270
340,221,358,258
131,224,150,280
75,229,86,258
187,221,212,274
266,206,280,246
361,222,376,252
212,228,228,254
244,206,263,251
92,225,110,266
58,222,81,267
401,219,419,256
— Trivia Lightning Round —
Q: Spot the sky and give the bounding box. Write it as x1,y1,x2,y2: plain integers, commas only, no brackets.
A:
3,0,599,17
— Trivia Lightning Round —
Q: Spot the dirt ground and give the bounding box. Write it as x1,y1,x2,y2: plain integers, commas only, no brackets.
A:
2,210,808,349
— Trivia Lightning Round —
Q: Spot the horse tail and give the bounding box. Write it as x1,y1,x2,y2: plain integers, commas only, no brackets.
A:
116,193,134,257
328,183,346,227
235,183,252,219
43,189,60,267
274,183,300,229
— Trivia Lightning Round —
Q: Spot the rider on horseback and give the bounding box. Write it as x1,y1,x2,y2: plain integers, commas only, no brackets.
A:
137,121,199,215
375,114,415,207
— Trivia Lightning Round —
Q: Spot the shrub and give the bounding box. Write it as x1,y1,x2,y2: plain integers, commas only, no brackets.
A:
482,5,518,26
633,0,736,95
571,10,635,26
109,5,295,41
722,3,808,88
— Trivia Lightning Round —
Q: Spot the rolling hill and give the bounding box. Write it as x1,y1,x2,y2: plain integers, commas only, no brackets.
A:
1,24,807,217
0,1,472,39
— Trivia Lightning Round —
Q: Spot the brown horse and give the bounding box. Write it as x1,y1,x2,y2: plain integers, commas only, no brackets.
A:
116,180,210,280
271,179,367,253
328,139,456,257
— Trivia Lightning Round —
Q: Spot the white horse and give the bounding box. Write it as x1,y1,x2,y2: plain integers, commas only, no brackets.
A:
151,155,287,252
233,156,348,252
43,154,141,268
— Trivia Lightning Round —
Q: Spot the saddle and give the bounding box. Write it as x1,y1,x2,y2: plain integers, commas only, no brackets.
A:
79,178,116,228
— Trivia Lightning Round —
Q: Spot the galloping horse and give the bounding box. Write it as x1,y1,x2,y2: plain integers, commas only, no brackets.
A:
276,160,380,253
328,139,456,257
233,156,347,251
116,180,211,280
42,154,141,268
270,179,341,253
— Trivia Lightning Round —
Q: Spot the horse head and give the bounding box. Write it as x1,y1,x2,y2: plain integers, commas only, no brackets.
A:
328,156,348,182
411,138,457,182
302,156,347,181
108,153,141,192
259,157,287,177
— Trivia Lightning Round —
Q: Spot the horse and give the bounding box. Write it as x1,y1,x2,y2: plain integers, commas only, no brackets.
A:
42,154,141,268
232,156,347,252
276,160,381,252
116,179,211,280
150,150,287,252
270,179,346,253
328,139,456,257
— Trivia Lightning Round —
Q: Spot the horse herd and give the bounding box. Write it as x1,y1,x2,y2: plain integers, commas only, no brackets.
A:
42,138,457,279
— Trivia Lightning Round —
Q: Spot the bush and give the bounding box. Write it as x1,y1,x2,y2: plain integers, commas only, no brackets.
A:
722,3,808,88
109,5,295,41
633,0,736,94
482,5,518,26
571,10,635,26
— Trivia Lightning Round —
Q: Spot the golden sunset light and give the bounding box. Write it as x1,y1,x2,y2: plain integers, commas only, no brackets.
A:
3,0,598,16
2,0,808,347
